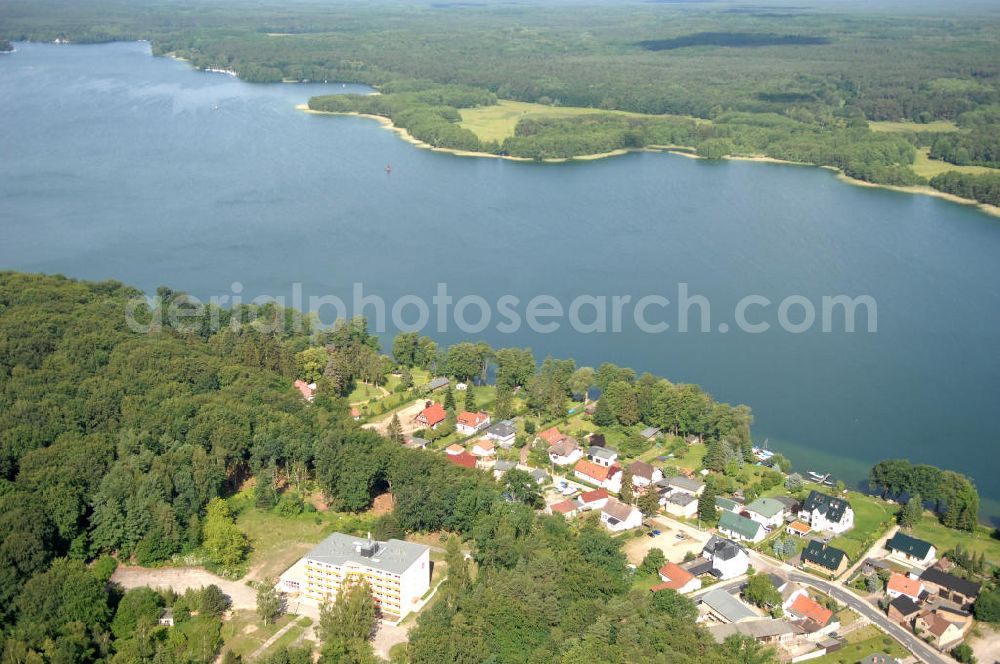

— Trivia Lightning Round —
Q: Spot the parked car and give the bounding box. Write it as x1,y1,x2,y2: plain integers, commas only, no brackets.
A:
647,529,662,538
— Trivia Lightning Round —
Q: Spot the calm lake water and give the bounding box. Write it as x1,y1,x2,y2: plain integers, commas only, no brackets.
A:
3,42,999,520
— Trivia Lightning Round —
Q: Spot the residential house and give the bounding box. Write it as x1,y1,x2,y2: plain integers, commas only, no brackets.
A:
415,402,446,429
800,540,848,577
586,445,618,467
708,619,798,645
158,608,174,627
350,406,361,421
456,411,490,435
787,594,838,637
885,533,936,568
577,488,610,511
744,498,786,529
548,438,583,466
798,490,854,534
492,460,515,479
574,459,623,493
663,491,698,518
701,536,750,580
485,419,517,448
529,468,549,485
639,426,661,441
537,426,566,446
547,499,580,518
718,510,765,543
448,451,477,469
627,460,663,489
294,379,316,401
425,376,449,391
664,475,705,497
600,498,643,532
779,582,809,611
471,439,496,458
914,609,965,649
887,595,922,625
403,436,430,450
277,532,430,618
919,567,981,609
655,562,702,594
886,573,924,602
698,589,758,624
715,496,741,513
786,521,811,537
445,444,465,456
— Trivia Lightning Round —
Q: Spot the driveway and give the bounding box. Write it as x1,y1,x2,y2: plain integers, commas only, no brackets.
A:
112,566,256,610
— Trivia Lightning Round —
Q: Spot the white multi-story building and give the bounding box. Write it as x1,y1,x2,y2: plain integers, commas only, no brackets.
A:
798,490,854,534
278,533,430,619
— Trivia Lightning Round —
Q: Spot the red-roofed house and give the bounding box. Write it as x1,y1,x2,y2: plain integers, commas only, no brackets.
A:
656,563,702,594
547,499,580,518
886,573,924,602
294,380,316,401
415,402,446,429
457,411,491,435
350,406,361,421
445,444,465,456
471,439,496,457
448,451,477,469
578,488,609,511
573,459,623,493
788,595,837,635
538,426,566,446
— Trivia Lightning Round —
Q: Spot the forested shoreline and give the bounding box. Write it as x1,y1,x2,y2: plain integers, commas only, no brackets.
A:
3,0,1000,205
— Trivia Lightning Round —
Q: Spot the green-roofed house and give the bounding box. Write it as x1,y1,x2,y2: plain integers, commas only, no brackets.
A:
715,496,740,513
744,498,787,529
718,509,765,543
800,540,848,577
886,532,937,568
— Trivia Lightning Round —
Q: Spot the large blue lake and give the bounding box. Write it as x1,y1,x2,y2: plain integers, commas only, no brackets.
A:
2,41,999,520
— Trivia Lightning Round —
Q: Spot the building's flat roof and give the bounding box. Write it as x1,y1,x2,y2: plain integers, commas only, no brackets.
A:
304,533,427,575
700,589,757,623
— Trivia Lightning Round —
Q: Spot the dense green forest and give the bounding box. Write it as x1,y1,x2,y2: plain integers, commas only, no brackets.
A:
2,0,999,202
929,171,1000,206
0,272,762,663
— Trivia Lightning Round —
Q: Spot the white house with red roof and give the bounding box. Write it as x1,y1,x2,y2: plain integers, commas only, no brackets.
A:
415,402,446,429
886,573,924,602
350,406,361,421
577,488,610,511
294,379,316,401
445,444,466,456
456,411,491,436
471,439,496,458
655,563,702,594
574,459,623,493
547,499,580,518
537,426,566,446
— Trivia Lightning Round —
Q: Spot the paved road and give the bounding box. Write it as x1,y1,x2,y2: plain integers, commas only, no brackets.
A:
787,571,951,664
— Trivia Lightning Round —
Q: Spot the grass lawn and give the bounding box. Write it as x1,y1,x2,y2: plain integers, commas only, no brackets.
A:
806,625,908,664
233,495,377,581
911,148,998,178
869,119,958,133
347,381,388,404
221,610,297,659
259,617,313,658
911,515,1000,566
459,100,647,143
827,492,894,560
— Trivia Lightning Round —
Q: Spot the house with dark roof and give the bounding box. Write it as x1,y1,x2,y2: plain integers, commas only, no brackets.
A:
663,491,698,518
919,567,981,608
718,510,765,543
887,595,922,625
800,540,848,577
701,535,750,580
663,475,705,497
885,532,936,568
798,490,854,534
485,419,516,448
715,496,741,513
425,376,449,391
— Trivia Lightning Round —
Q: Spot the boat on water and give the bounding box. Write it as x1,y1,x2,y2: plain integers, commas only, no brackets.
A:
385,164,392,174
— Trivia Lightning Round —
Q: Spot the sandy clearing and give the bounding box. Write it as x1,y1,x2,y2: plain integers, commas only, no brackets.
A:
112,566,257,609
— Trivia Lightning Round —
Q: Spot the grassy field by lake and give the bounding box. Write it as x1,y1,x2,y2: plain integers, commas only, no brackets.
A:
828,493,894,560
911,515,1000,565
869,120,959,133
911,149,999,179
458,100,701,143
